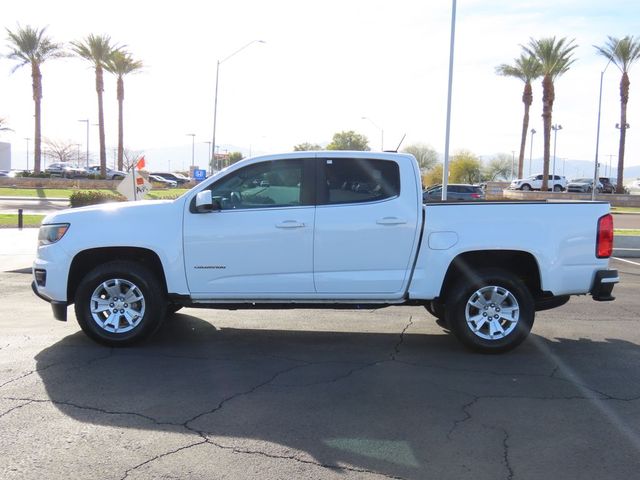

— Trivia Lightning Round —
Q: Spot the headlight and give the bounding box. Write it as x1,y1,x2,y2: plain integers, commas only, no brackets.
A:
38,223,70,246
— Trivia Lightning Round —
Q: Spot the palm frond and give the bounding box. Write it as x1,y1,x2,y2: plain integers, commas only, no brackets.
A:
595,35,640,73
71,34,123,66
523,36,578,80
5,24,66,72
104,49,144,76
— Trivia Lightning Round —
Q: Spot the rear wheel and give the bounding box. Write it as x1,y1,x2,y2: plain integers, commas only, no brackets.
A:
445,268,534,353
74,261,166,346
553,185,562,192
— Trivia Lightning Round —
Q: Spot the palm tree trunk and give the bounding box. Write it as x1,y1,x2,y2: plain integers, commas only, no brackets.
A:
95,65,107,176
617,72,630,193
117,76,124,171
518,82,532,178
541,75,554,191
31,62,42,173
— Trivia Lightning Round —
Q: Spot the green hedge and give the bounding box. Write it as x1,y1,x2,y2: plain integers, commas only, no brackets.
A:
69,190,126,208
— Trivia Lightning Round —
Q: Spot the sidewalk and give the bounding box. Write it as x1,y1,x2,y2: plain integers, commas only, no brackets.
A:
0,228,39,272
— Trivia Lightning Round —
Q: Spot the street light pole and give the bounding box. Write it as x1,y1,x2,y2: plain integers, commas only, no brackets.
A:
442,0,457,201
210,40,265,175
551,124,562,189
186,133,196,167
361,116,384,150
529,128,536,176
203,141,212,168
24,137,30,171
78,119,89,167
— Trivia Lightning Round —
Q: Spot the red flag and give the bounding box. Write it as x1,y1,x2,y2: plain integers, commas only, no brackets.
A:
136,156,146,170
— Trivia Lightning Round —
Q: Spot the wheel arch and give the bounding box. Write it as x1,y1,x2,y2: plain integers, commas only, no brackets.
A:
438,250,542,302
67,247,168,304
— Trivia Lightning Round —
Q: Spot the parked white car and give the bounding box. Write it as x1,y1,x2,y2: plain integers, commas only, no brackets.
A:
510,174,568,191
32,151,618,353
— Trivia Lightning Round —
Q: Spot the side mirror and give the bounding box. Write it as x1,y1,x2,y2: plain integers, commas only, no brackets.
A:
194,190,221,213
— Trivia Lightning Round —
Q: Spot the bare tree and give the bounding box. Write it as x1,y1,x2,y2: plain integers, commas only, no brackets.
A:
403,143,439,172
123,148,144,172
43,138,87,165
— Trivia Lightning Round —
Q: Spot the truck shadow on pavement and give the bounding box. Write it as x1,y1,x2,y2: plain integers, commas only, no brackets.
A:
32,313,640,479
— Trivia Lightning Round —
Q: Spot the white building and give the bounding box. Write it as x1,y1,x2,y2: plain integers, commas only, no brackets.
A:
0,142,11,171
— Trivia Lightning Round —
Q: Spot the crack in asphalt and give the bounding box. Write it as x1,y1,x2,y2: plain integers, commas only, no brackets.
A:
0,363,59,390
391,316,414,360
0,399,34,419
500,427,514,480
206,439,407,480
119,439,209,480
182,362,309,433
447,397,479,439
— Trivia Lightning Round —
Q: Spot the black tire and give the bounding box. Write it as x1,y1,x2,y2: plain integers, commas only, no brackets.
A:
424,300,445,319
167,303,183,315
553,185,562,192
74,260,166,346
444,268,534,353
520,184,532,191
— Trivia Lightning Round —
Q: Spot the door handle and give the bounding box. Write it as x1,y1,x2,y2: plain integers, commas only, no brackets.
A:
276,220,306,228
376,217,407,225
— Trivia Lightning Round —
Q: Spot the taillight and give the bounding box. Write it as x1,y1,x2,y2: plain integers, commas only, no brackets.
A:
596,214,614,258
470,193,480,198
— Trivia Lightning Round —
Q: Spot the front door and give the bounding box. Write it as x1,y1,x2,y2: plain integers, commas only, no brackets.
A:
184,158,315,297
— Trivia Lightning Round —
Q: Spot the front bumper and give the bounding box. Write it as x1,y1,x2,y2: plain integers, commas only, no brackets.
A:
31,280,68,321
591,269,619,302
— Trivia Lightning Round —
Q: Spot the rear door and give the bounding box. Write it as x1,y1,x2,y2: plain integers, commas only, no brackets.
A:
313,156,420,294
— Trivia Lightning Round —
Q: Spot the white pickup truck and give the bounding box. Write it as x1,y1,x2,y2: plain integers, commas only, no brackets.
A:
32,151,618,352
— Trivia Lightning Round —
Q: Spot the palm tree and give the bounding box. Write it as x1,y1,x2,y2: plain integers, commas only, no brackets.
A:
524,37,577,191
496,54,542,178
104,50,143,171
5,25,65,173
71,34,120,176
595,36,640,193
0,117,11,132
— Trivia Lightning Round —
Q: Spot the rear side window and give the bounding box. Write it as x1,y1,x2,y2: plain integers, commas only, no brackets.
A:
321,158,400,205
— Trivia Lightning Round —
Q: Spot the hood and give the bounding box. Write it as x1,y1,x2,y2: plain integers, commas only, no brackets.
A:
42,199,178,226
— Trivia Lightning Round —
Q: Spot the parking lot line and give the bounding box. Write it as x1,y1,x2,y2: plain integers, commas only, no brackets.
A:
611,257,640,267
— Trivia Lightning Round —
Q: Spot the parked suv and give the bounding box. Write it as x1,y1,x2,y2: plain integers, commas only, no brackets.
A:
509,174,567,192
567,178,603,193
598,177,616,194
45,163,88,178
149,172,191,186
85,166,126,180
423,184,485,202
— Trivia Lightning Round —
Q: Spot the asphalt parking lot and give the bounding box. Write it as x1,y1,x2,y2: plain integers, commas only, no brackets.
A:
0,240,639,479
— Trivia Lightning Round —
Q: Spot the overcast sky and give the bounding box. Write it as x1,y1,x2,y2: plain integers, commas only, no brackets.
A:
2,0,640,172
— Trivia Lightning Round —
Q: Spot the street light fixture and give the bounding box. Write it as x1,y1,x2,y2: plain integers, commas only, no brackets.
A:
211,39,266,174
78,119,89,167
551,124,562,187
529,128,536,176
186,133,196,168
361,116,384,151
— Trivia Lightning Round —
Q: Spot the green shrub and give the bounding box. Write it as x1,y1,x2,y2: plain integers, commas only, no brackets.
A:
69,190,126,208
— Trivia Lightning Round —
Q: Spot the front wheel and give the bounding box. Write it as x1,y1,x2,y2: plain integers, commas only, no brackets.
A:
445,269,534,353
520,184,532,191
74,261,166,346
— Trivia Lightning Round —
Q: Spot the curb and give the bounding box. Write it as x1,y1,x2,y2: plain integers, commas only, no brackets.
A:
0,196,68,202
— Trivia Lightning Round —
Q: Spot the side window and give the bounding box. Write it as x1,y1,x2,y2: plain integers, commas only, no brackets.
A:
321,158,400,205
536,175,543,180
208,160,304,210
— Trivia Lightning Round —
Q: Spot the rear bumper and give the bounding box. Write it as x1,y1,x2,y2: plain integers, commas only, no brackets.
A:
31,281,68,321
590,269,619,302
